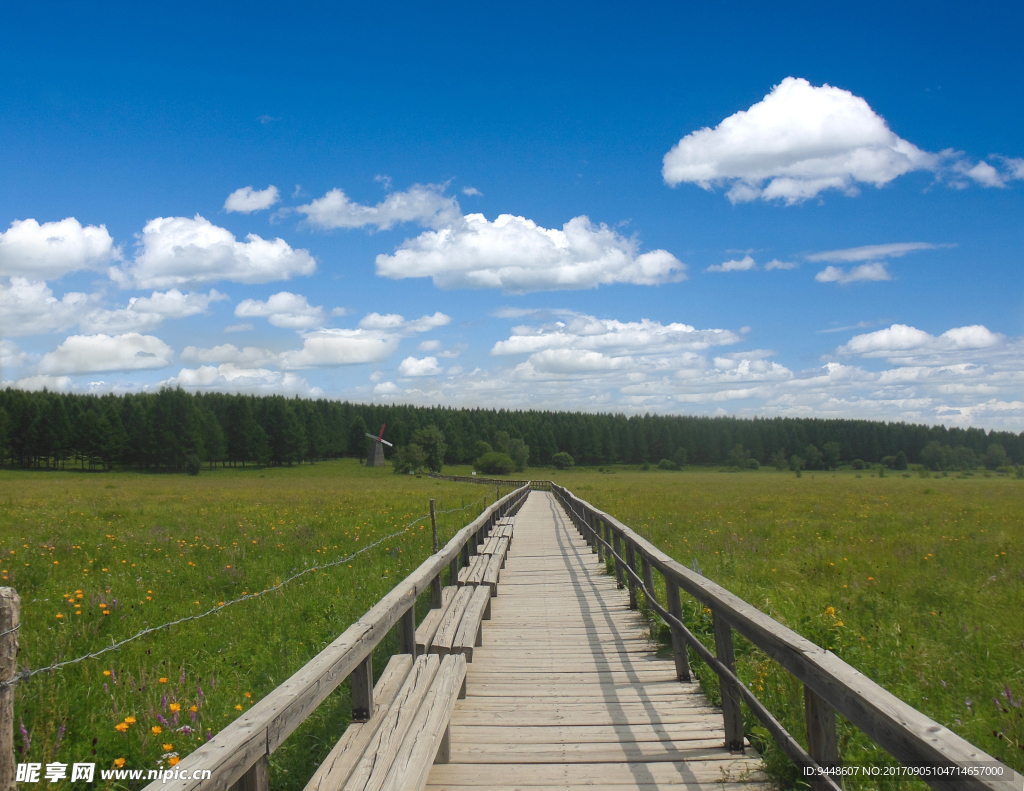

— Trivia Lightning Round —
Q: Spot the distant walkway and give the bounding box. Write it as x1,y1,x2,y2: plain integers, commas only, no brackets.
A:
427,491,767,790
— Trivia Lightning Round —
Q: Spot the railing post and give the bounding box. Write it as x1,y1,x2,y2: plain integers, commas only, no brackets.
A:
641,554,655,607
612,531,625,589
430,500,443,608
229,755,268,791
449,554,460,587
712,611,744,752
805,686,841,789
0,588,19,791
664,577,691,680
399,605,417,657
595,515,604,562
625,543,638,609
351,654,374,722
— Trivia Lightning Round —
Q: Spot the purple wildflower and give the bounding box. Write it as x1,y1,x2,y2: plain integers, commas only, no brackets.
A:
965,697,973,710
180,667,186,684
54,722,66,754
103,683,109,694
156,714,169,727
206,730,212,741
161,694,167,713
19,720,29,754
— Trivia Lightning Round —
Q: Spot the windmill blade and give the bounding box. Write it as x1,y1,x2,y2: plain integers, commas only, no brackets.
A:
380,439,394,447
365,433,379,441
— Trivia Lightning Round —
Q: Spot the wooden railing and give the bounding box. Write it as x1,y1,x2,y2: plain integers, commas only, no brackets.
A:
551,483,1019,791
427,473,551,490
145,485,531,791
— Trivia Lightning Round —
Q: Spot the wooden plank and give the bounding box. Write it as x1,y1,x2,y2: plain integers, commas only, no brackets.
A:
415,586,457,654
482,552,503,595
449,722,724,745
344,655,440,791
459,555,488,588
454,586,491,661
304,655,413,791
379,655,468,791
450,740,739,763
431,587,473,656
428,760,767,785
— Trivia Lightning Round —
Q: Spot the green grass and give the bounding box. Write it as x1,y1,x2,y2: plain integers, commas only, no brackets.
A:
550,465,1024,788
0,461,490,788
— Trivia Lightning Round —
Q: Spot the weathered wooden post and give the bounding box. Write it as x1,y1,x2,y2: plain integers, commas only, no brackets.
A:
625,544,638,610
641,554,655,609
230,756,268,791
664,577,691,681
430,500,443,608
595,515,604,562
805,686,841,789
712,612,744,752
612,531,625,589
0,588,18,791
351,655,374,722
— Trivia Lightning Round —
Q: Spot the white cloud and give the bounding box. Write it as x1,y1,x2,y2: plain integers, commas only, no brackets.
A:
358,311,451,334
235,291,326,329
398,356,443,376
0,278,94,336
462,186,482,196
374,381,401,395
296,184,460,230
10,374,74,392
1,339,29,371
162,364,321,397
662,77,936,204
180,344,279,369
278,329,400,369
224,323,254,332
807,242,946,262
838,324,1003,360
764,259,798,270
376,213,685,292
38,333,175,375
962,161,1005,188
418,339,442,352
706,255,756,273
112,215,315,288
0,217,121,278
224,185,281,213
81,289,227,333
815,262,891,284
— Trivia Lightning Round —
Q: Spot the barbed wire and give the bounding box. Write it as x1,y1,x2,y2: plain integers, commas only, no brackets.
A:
1,496,486,688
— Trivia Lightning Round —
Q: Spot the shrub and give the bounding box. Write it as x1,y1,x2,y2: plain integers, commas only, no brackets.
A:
747,458,760,470
658,459,677,471
392,443,427,474
640,461,651,471
475,452,516,475
851,459,866,470
185,453,201,476
551,452,575,470
672,448,688,468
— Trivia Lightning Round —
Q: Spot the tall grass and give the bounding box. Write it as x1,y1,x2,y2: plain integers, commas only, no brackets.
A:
0,461,485,788
552,466,1024,788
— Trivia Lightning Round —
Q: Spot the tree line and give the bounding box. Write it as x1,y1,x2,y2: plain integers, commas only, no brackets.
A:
0,387,1020,472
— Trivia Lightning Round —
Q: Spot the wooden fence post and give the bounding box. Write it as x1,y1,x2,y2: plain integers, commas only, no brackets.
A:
430,501,443,608
712,611,744,752
399,606,417,658
805,686,841,789
612,531,625,589
664,578,691,681
641,554,655,609
229,755,268,791
625,544,638,609
0,588,18,791
595,516,604,562
351,655,374,722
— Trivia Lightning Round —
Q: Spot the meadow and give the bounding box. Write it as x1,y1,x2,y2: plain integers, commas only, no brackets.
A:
0,461,491,788
546,465,1024,787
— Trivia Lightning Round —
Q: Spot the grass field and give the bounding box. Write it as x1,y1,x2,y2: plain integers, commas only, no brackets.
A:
545,466,1024,787
2,462,1021,790
0,461,492,788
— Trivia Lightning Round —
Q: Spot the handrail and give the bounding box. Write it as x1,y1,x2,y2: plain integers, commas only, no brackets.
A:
427,473,552,490
551,482,1019,791
144,485,531,791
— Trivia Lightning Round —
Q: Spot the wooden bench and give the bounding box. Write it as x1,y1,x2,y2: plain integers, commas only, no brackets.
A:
305,652,467,791
416,584,492,657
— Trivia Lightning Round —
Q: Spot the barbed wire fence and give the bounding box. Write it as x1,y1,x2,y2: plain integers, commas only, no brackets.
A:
0,495,487,689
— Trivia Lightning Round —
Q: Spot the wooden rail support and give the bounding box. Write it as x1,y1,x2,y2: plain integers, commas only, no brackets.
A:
430,501,443,607
612,531,625,589
448,556,460,588
400,606,417,657
641,554,655,610
595,515,604,562
625,544,638,610
805,686,842,789
712,612,745,752
664,578,691,681
351,654,374,722
0,588,19,791
229,755,268,791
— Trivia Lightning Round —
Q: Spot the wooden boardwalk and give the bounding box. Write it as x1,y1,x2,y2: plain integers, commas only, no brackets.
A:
427,491,767,791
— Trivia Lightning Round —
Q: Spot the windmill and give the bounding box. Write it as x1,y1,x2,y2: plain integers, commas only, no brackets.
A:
365,423,393,468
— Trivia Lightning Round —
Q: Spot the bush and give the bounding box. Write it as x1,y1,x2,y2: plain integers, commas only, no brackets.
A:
552,452,575,470
185,453,201,476
658,459,678,471
392,443,427,474
641,461,651,471
672,448,688,468
475,452,516,475
851,459,866,470
747,458,760,470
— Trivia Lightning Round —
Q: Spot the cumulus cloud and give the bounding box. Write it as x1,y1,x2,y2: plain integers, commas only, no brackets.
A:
418,339,442,352
81,289,228,333
10,374,74,392
224,185,281,213
224,322,254,332
815,262,892,284
112,215,315,288
358,312,451,334
180,344,279,369
0,217,121,278
38,333,174,375
376,213,685,292
162,364,321,397
296,184,460,230
764,259,798,270
398,356,443,376
838,324,1004,361
807,242,946,263
0,278,94,336
235,291,326,329
462,186,482,196
0,339,29,372
662,77,937,204
706,255,756,273
278,329,400,369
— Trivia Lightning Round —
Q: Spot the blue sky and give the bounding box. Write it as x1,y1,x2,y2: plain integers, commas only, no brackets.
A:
1,0,1022,429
